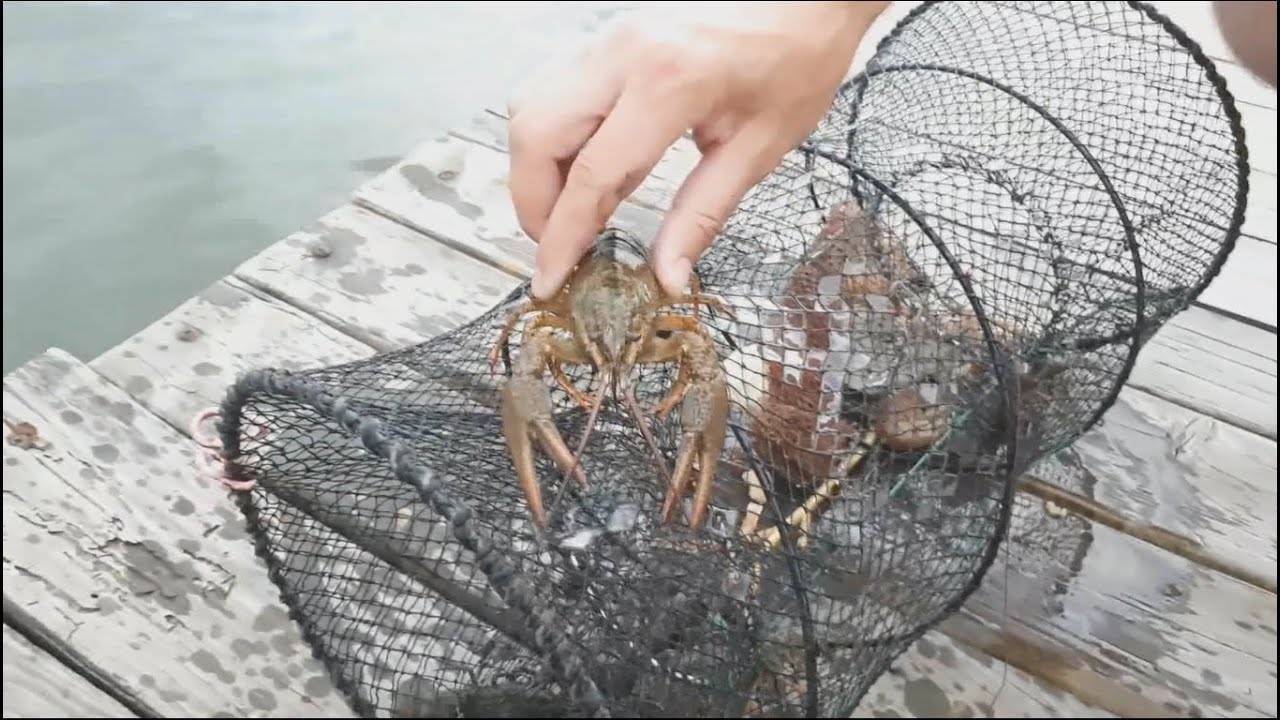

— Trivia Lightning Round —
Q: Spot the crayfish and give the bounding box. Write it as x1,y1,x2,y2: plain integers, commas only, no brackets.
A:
489,228,733,530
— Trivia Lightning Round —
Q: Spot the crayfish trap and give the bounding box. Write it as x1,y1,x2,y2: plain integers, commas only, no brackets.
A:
212,2,1249,717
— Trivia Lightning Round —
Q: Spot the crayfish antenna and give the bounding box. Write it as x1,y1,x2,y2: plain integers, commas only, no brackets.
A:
621,377,673,484
549,369,612,521
570,369,611,480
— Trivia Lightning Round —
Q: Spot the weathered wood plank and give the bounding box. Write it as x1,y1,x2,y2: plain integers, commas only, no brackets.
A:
1198,236,1278,328
960,513,1277,718
932,432,1277,719
863,629,1115,719
1237,101,1278,177
228,191,1102,718
1129,305,1277,439
3,350,355,718
940,605,1267,720
348,134,534,278
81,283,433,714
1076,386,1277,577
1029,408,1274,712
231,203,519,352
85,277,519,715
959,419,1275,718
90,277,372,432
1243,170,1276,247
2,624,137,719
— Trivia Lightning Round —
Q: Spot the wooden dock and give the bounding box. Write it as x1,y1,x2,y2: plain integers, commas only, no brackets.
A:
4,2,1275,717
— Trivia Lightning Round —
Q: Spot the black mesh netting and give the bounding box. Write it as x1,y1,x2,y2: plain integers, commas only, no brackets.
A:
212,2,1248,717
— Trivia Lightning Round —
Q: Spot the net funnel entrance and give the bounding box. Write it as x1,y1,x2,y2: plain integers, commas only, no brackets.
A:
213,2,1248,717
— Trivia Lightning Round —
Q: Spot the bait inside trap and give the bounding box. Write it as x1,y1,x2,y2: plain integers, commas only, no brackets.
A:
213,2,1249,717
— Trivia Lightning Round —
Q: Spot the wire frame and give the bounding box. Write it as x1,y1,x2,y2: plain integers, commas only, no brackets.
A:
214,2,1247,717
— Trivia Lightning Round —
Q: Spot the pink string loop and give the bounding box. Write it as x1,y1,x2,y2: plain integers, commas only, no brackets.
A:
190,407,257,491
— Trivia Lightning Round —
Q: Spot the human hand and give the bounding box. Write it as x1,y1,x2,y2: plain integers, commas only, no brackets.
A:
507,1,891,299
1214,1,1276,87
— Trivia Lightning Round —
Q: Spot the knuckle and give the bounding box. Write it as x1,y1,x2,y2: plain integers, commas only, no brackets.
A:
643,38,685,70
568,154,622,195
686,209,724,244
513,208,545,243
637,46,697,91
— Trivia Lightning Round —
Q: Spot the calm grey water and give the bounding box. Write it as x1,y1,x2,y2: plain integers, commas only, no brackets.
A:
2,1,624,373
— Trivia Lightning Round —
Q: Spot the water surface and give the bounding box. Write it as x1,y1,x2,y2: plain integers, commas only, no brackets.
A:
3,1,623,372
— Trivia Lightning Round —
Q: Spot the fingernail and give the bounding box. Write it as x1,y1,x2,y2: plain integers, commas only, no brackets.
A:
661,256,692,296
531,270,556,299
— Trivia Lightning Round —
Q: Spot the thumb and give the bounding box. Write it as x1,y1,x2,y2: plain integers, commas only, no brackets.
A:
651,138,774,295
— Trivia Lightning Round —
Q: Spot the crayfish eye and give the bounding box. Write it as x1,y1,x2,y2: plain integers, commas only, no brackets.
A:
655,329,673,340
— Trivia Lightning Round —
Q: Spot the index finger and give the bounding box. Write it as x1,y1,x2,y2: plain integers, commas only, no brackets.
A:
507,59,621,243
532,87,707,298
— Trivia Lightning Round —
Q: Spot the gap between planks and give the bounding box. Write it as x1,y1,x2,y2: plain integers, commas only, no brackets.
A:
2,607,146,719
1016,475,1276,593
